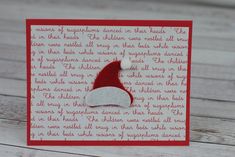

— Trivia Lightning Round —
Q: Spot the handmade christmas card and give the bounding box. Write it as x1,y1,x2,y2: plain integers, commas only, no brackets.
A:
26,19,192,146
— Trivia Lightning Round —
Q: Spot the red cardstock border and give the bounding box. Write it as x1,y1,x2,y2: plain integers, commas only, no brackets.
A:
26,19,192,146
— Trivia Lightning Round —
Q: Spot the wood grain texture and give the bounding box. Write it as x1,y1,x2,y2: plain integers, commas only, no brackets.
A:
0,143,234,157
1,49,235,91
0,44,25,62
1,76,235,102
191,116,235,145
0,0,235,51
192,64,235,81
1,97,235,145
0,60,25,80
191,78,235,101
1,58,235,82
0,0,235,156
1,94,235,121
0,95,26,121
0,119,234,157
1,42,235,67
191,98,235,119
0,78,25,97
0,144,90,157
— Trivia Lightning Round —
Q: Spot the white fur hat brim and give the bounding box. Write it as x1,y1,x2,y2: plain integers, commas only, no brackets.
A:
85,87,131,107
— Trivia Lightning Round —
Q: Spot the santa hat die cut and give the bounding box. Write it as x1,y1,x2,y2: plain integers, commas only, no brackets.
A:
85,57,134,108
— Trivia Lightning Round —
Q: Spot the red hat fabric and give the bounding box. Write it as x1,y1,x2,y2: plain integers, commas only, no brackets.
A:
85,60,133,107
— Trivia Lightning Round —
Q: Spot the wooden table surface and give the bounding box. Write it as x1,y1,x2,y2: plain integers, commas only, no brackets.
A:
0,0,235,156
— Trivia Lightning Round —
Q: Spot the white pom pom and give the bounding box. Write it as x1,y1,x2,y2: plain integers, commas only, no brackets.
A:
121,57,132,70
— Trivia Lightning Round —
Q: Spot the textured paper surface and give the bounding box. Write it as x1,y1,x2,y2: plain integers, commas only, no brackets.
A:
28,20,191,144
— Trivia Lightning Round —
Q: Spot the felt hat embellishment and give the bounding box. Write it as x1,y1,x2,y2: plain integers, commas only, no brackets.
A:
85,57,134,108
